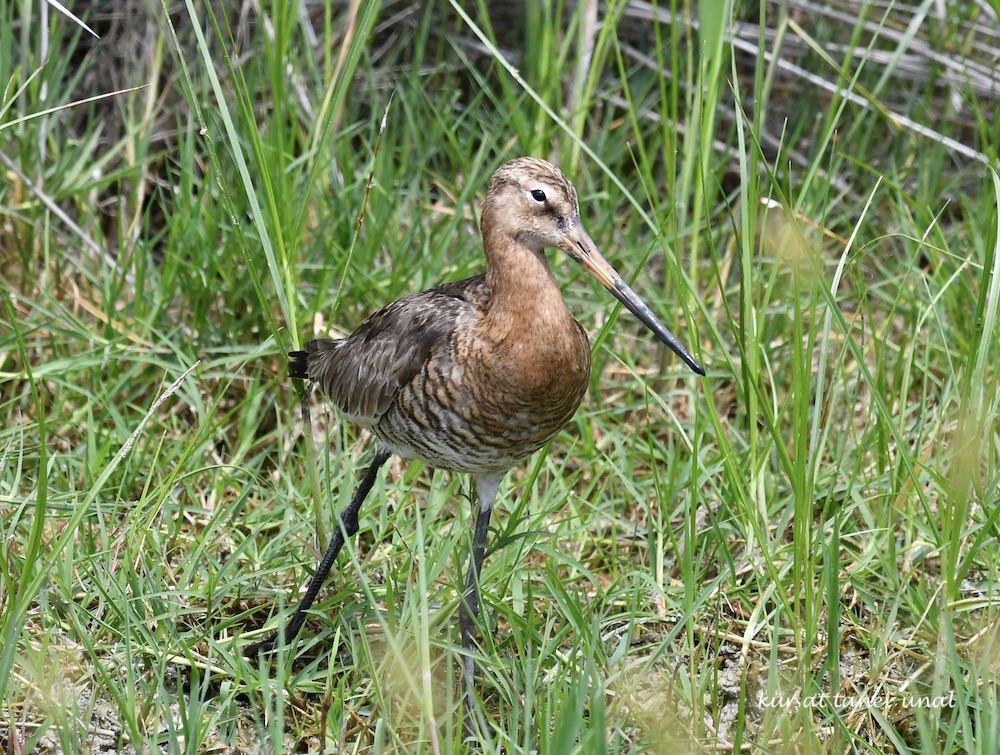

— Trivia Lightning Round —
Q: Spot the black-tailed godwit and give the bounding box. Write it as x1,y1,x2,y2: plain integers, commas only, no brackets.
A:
246,156,704,724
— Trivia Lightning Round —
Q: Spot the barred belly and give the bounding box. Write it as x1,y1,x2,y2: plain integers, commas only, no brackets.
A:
373,350,588,474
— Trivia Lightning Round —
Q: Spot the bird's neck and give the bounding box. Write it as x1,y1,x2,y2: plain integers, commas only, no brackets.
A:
482,233,574,335
477,230,591,409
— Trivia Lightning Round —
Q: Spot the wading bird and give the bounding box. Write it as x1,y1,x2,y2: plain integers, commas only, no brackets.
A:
246,156,704,723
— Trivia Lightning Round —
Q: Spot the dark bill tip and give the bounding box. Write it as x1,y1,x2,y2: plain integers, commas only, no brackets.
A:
562,223,705,376
611,279,706,376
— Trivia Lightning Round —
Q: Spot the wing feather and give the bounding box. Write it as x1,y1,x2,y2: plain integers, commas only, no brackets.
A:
297,275,487,426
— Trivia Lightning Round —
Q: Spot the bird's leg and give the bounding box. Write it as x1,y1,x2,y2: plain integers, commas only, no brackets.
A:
459,503,493,676
459,474,502,735
245,448,391,657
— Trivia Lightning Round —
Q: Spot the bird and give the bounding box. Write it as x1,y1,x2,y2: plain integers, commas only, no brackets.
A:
245,156,705,724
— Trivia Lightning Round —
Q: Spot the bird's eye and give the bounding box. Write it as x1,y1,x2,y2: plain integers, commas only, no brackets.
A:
529,189,547,204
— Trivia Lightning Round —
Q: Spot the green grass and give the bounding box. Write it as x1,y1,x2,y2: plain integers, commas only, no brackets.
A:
2,0,999,752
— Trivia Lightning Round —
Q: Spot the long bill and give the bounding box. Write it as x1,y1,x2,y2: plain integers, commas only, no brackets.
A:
562,223,706,376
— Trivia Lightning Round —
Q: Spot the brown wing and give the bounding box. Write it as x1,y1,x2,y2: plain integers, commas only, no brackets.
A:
294,275,488,426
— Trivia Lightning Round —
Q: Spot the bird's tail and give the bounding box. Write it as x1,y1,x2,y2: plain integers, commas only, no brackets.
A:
288,339,336,380
289,340,336,412
288,347,311,380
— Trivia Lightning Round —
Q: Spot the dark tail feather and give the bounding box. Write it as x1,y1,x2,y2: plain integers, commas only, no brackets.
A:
288,349,310,380
289,339,327,380
289,341,321,407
